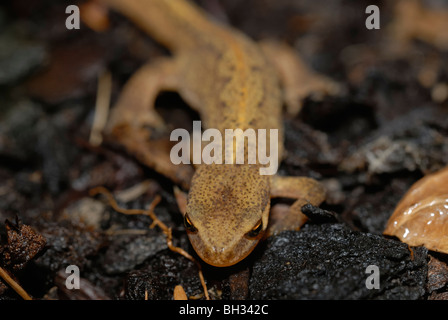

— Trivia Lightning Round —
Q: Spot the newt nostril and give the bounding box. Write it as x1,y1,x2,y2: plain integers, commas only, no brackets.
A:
211,246,225,254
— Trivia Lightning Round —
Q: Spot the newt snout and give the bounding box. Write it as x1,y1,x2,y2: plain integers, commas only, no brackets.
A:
184,165,270,267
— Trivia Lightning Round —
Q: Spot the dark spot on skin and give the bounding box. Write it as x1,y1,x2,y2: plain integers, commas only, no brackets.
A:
251,65,261,72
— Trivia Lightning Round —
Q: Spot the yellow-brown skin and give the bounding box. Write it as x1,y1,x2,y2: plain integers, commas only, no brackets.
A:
186,165,271,266
103,0,328,267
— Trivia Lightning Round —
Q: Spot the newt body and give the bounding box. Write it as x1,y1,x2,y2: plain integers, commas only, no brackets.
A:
103,0,333,266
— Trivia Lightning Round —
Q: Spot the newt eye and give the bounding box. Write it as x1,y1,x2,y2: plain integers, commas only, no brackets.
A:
184,213,198,233
246,219,263,239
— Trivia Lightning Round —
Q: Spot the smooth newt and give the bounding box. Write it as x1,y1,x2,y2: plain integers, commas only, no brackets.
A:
101,0,336,267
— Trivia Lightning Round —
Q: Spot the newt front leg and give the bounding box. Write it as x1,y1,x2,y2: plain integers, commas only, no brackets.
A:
105,58,194,188
268,175,326,236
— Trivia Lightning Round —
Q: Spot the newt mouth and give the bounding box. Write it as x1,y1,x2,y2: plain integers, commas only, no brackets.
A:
188,233,260,267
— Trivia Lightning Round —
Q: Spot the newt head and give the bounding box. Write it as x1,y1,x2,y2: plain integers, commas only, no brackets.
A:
184,164,270,267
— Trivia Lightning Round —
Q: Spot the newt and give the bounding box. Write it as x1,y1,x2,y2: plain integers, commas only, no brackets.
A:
99,0,338,267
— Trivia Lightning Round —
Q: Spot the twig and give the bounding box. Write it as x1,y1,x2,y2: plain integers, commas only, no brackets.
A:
114,180,152,203
408,245,415,261
90,70,112,146
89,186,210,300
0,266,32,300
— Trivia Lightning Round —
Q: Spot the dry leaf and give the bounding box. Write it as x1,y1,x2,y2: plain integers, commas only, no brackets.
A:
384,166,448,253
